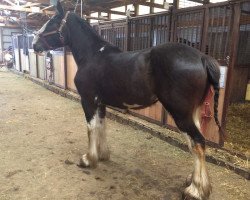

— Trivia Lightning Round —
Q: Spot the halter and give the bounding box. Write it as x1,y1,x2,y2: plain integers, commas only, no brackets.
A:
38,11,70,49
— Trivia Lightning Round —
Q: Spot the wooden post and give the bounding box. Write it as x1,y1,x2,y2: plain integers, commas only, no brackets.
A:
169,6,175,42
150,0,154,14
35,54,38,78
134,4,139,16
201,7,209,53
203,0,210,4
63,47,68,89
173,0,179,10
221,3,241,131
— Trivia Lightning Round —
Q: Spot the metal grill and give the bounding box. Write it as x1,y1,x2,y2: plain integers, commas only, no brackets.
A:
237,2,250,66
99,21,127,51
174,10,204,50
207,5,232,64
129,14,170,51
96,3,237,67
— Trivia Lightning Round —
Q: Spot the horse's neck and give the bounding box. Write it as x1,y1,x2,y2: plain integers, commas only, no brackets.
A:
67,16,106,66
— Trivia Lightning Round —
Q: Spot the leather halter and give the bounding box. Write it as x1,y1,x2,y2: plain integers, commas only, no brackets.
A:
38,11,70,49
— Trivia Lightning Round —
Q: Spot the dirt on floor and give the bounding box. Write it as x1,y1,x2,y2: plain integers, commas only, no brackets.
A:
225,102,250,154
0,69,249,200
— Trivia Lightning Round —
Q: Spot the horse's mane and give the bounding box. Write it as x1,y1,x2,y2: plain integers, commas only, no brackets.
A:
72,13,105,42
71,13,121,52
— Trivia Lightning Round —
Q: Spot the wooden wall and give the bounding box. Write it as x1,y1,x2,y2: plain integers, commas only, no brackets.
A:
20,49,29,72
29,50,37,78
14,49,20,71
66,52,77,92
52,51,65,88
37,55,46,80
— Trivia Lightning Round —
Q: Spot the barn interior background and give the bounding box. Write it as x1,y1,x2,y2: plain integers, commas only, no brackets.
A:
0,0,249,152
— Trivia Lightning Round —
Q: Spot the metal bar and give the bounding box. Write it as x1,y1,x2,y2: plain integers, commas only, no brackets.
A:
147,18,150,47
160,15,163,44
139,19,142,49
126,20,130,51
142,18,146,49
190,13,195,47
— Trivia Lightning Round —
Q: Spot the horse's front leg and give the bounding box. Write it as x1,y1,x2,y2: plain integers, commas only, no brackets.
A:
97,105,110,161
79,99,110,168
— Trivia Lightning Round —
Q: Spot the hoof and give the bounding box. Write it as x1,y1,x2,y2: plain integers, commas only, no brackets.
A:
182,193,199,200
185,173,193,186
79,154,97,168
183,183,211,200
99,150,110,161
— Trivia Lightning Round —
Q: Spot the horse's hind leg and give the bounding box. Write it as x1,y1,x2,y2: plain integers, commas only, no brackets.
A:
79,99,110,168
175,108,211,200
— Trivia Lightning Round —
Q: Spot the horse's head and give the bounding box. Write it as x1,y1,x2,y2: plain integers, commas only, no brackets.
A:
33,1,69,53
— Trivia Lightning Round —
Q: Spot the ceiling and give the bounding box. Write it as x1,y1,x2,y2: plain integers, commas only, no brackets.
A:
0,0,155,29
0,0,204,29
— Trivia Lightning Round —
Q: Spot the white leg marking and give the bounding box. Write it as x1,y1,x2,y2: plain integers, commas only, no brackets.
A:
193,107,201,131
185,152,211,200
80,109,109,167
87,112,101,163
80,154,90,167
98,118,110,161
184,142,211,200
80,111,101,167
184,108,211,199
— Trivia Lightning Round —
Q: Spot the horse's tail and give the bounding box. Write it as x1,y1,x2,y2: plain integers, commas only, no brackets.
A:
201,54,225,144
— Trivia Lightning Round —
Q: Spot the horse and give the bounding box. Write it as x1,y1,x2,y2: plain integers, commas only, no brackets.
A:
32,1,223,200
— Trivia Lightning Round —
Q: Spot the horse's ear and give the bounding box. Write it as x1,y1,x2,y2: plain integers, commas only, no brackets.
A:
56,0,64,17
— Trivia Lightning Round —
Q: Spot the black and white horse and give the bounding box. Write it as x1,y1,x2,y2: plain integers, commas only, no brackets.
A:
32,1,223,199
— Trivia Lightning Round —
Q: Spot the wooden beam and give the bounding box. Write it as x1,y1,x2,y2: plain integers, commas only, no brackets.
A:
26,0,50,5
22,3,41,8
90,8,133,16
141,2,167,9
2,0,15,6
0,23,20,28
189,0,204,4
85,15,110,21
0,4,54,15
27,5,54,17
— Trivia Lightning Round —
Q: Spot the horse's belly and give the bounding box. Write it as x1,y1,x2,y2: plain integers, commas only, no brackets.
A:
101,91,157,110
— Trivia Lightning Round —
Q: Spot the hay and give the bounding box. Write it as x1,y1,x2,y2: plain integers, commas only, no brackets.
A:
225,102,250,155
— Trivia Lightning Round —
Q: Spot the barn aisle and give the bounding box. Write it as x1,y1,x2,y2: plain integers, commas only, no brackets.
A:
0,69,249,200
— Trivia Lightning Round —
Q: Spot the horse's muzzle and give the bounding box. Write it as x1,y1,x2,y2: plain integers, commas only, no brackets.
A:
33,43,44,54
